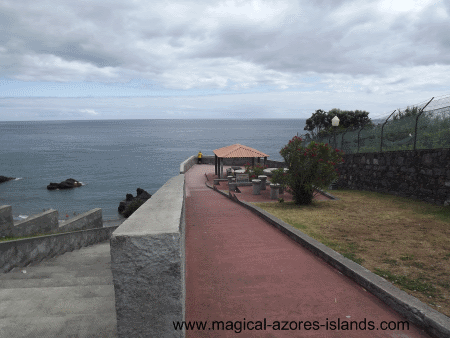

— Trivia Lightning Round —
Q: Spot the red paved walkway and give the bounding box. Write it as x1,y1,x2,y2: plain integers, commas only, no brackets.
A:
185,164,430,338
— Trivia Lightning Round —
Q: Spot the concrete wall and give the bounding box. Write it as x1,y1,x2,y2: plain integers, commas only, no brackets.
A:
180,155,197,174
108,155,287,337
51,208,103,233
0,205,14,238
2,207,103,239
12,209,59,238
335,148,450,205
110,174,186,338
265,159,287,168
0,226,118,273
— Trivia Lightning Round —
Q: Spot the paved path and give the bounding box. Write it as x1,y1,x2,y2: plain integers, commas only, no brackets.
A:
185,164,430,337
0,242,117,338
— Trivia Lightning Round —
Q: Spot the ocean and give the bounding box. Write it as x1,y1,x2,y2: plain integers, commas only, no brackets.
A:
0,119,306,222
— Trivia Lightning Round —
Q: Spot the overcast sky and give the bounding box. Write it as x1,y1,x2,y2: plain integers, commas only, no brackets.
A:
1,0,450,121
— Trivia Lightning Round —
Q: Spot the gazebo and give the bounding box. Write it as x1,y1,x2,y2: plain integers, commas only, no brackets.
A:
213,144,269,178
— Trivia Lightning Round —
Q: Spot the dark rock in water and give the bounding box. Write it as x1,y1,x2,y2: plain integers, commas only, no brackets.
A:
0,176,15,184
118,188,152,215
47,178,82,190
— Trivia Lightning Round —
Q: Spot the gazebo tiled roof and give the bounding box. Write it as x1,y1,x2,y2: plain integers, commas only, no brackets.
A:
213,144,269,158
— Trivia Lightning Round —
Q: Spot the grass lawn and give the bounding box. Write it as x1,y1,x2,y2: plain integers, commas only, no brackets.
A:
252,188,450,318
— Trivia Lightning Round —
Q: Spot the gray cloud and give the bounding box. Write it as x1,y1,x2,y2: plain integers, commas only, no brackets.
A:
1,0,450,121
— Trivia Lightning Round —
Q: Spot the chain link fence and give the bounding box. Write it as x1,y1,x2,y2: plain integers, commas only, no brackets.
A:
300,94,450,153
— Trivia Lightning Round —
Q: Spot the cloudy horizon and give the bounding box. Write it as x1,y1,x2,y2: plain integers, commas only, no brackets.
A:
1,0,450,121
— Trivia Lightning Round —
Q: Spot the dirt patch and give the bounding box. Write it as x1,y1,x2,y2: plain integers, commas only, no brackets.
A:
252,188,450,318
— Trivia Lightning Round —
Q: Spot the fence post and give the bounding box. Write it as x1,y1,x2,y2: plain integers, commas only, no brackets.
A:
380,110,397,152
413,97,434,151
357,123,365,153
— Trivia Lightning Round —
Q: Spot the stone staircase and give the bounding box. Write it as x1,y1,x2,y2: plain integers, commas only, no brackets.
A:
0,242,117,338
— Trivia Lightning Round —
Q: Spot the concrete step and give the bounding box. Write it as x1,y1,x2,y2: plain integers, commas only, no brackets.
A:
0,241,117,337
0,313,117,338
0,275,112,288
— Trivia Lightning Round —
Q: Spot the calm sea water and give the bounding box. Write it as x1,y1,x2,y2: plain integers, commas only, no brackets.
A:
0,119,306,222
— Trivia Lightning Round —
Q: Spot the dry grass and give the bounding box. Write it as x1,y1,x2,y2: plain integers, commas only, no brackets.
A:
252,189,450,318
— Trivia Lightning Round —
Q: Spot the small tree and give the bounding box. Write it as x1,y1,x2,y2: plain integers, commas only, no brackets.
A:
280,136,344,205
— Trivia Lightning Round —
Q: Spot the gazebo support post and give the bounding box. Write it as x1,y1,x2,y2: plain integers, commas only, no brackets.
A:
215,155,218,175
252,158,255,167
264,157,267,167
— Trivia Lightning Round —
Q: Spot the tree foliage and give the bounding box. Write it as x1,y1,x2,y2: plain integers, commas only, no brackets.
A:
392,106,421,121
280,136,344,205
304,108,375,138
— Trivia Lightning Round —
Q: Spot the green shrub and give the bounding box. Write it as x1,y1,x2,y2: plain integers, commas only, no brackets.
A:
271,168,288,189
244,162,268,180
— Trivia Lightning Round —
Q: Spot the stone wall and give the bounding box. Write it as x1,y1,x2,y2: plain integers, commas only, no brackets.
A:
51,208,103,233
0,207,104,239
0,205,14,238
110,174,185,338
0,226,118,273
12,209,59,237
335,148,450,206
265,159,287,168
180,155,197,174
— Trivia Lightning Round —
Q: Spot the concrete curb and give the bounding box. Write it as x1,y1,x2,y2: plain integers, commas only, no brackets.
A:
204,178,450,338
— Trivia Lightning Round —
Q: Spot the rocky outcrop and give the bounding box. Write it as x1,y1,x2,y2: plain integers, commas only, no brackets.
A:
118,188,152,215
47,178,82,190
0,176,15,184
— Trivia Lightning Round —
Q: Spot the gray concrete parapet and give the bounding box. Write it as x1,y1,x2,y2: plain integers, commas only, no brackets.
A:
180,155,197,174
252,179,261,195
51,208,102,233
12,209,59,238
0,205,14,238
110,174,185,338
0,226,118,273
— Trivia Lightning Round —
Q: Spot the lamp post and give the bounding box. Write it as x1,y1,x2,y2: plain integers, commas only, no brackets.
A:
332,116,340,148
